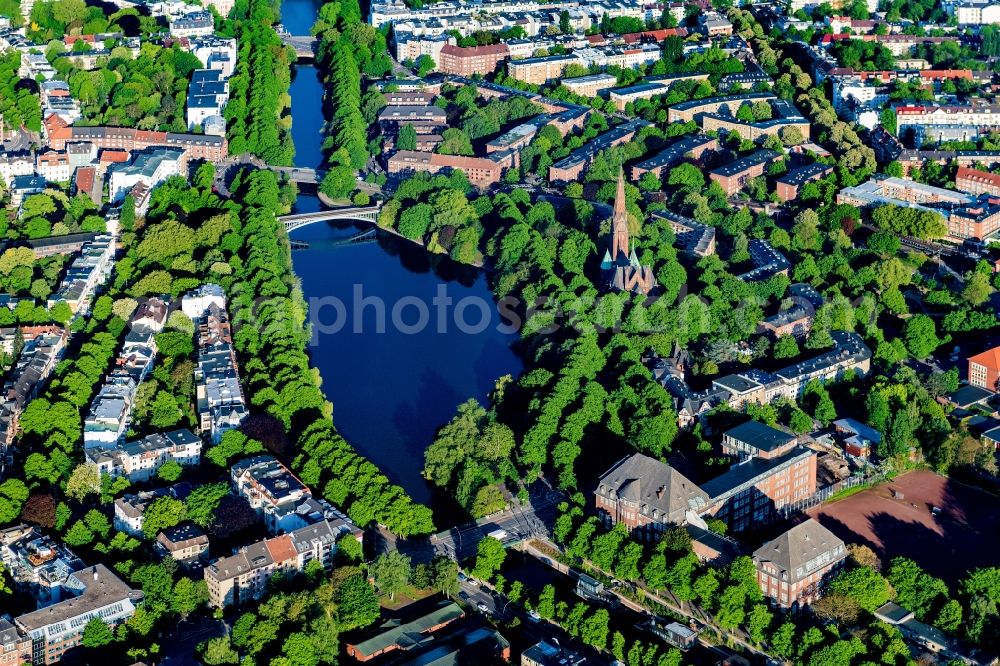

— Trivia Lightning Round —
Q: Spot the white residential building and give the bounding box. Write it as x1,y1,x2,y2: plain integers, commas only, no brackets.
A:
40,80,82,125
108,147,184,202
231,455,311,533
182,283,227,320
186,69,229,130
19,53,54,80
83,374,137,447
35,149,71,183
953,0,1000,24
193,296,248,441
48,233,116,315
169,10,215,37
0,524,84,608
0,151,35,186
191,35,237,78
87,429,202,482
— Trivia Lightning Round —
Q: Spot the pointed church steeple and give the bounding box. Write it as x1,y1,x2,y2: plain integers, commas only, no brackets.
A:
610,168,630,262
603,167,656,296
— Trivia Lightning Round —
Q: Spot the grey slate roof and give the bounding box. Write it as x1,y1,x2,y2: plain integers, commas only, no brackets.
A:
597,453,709,523
752,518,846,584
15,564,143,631
701,446,814,501
724,420,796,453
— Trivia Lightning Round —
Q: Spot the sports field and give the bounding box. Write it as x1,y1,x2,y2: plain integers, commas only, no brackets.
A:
808,470,1000,584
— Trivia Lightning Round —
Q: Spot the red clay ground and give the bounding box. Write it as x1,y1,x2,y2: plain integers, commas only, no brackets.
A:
807,469,1000,584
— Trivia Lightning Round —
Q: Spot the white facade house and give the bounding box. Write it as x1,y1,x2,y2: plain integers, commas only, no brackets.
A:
87,429,203,482
113,487,186,535
48,233,116,315
953,0,1000,24
108,147,184,202
83,375,137,448
186,69,229,130
191,293,248,442
191,36,237,78
35,149,71,183
182,283,227,320
169,10,215,36
0,151,35,186
231,456,311,533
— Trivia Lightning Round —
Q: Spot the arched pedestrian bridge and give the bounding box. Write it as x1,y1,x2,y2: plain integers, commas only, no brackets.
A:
279,204,381,233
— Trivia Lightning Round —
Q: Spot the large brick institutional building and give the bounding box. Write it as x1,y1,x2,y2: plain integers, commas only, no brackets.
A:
44,115,228,168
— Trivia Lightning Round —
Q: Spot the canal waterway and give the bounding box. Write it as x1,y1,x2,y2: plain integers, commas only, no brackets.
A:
281,1,523,522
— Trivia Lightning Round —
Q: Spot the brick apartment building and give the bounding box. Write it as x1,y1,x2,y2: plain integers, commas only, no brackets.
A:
437,43,509,76
709,150,780,196
549,118,650,182
955,166,1000,196
387,150,506,188
701,440,816,532
667,92,776,124
377,105,448,135
0,619,30,666
507,53,580,85
722,420,797,460
630,134,717,180
837,175,1000,240
968,345,1000,391
753,518,847,608
44,115,227,167
383,91,436,106
560,73,618,98
775,162,833,202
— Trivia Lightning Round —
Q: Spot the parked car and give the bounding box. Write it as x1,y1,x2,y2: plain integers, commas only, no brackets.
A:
477,602,490,614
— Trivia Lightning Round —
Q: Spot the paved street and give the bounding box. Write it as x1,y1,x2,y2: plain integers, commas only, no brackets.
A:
456,576,616,666
1,126,34,152
159,617,228,665
524,540,769,661
429,489,565,562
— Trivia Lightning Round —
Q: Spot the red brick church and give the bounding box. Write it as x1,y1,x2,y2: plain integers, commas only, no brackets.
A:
601,171,656,295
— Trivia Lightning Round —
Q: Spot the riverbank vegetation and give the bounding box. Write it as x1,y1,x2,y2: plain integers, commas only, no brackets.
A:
225,0,295,164
312,0,392,199
2,163,433,661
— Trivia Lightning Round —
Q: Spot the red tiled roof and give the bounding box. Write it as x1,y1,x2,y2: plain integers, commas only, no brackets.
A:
957,166,1000,188
622,28,687,44
920,69,972,80
969,346,1000,372
439,43,509,58
75,166,95,193
100,150,131,163
264,534,298,564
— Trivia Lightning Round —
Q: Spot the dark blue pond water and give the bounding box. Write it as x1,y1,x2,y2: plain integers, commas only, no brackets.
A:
283,2,522,519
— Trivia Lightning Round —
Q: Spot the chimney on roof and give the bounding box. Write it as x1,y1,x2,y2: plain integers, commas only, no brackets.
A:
93,566,98,581
656,485,665,499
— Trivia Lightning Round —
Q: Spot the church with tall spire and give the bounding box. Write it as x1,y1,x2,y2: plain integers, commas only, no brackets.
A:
601,169,656,295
